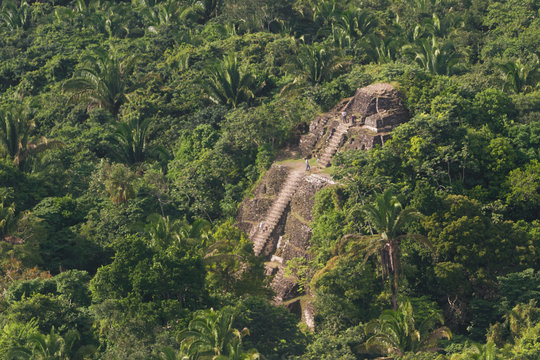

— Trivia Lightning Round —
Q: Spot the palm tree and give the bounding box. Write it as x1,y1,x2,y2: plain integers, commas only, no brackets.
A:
0,0,30,31
330,25,353,52
498,59,540,93
190,0,222,22
141,0,200,30
63,48,137,119
450,342,497,360
102,162,137,204
336,9,378,40
404,36,460,75
360,34,400,64
331,10,378,55
0,104,62,170
414,12,464,40
114,116,151,164
311,0,341,27
8,328,80,360
160,346,192,360
295,44,342,84
0,198,17,242
410,0,442,16
145,214,188,250
366,300,451,357
145,214,217,251
346,189,430,310
205,56,264,108
178,308,258,359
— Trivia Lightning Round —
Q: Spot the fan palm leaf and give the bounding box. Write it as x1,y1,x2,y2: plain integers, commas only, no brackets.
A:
366,300,451,356
205,56,264,108
178,308,254,358
63,48,136,119
0,104,62,170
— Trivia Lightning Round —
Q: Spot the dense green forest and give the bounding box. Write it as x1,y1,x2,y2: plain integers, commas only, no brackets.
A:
0,0,538,358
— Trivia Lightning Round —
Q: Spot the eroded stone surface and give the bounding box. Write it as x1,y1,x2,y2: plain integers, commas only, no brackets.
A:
300,83,408,158
236,164,290,237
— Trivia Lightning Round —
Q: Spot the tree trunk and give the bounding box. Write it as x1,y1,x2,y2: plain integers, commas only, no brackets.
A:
391,272,398,311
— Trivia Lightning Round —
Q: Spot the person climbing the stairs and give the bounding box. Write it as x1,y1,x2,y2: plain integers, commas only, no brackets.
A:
341,110,347,122
305,157,311,171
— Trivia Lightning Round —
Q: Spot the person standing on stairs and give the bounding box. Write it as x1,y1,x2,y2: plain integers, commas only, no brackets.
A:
305,157,311,171
341,110,347,122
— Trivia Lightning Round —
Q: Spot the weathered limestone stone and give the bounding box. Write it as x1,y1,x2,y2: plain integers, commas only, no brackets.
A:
236,164,290,237
279,175,333,261
300,82,408,157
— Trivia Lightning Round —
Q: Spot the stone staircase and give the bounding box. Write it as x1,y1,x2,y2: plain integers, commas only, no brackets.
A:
270,266,288,302
318,120,352,167
252,170,304,256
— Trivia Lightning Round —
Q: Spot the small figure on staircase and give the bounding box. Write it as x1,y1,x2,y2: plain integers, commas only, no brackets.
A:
351,114,357,125
259,221,265,232
305,157,311,171
341,110,347,122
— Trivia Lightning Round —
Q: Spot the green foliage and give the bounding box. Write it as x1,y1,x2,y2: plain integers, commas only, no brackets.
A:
424,195,535,278
472,88,515,132
505,161,540,220
91,235,205,309
205,55,265,108
300,324,366,360
0,320,39,359
294,44,342,84
100,161,138,204
113,115,155,165
206,221,268,297
32,195,81,231
312,257,378,330
178,308,259,359
0,0,31,32
233,296,307,359
0,0,539,357
0,103,62,170
63,48,136,119
449,342,499,360
405,36,461,75
54,270,91,307
0,197,17,240
4,277,57,303
498,59,540,94
1,293,93,340
356,189,429,309
7,327,90,360
365,300,451,357
497,270,540,314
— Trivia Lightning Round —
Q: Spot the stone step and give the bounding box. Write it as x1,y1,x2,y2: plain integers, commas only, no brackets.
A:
328,141,341,148
250,170,305,256
270,206,285,213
